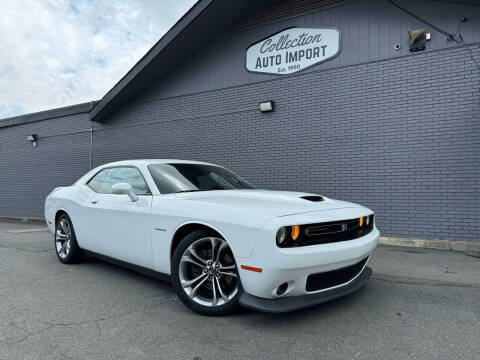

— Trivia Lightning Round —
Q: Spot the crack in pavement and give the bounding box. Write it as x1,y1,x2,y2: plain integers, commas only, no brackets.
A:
5,320,55,345
5,298,173,346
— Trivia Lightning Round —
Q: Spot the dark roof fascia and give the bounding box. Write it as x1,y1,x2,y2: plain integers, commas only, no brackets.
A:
89,0,214,123
0,101,97,129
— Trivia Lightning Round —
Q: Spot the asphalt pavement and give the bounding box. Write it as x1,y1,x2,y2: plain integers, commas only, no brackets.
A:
0,218,479,360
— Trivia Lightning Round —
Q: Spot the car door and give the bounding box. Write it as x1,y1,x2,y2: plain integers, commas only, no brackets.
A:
84,166,153,269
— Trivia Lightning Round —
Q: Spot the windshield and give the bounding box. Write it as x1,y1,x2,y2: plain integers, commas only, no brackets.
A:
148,163,255,194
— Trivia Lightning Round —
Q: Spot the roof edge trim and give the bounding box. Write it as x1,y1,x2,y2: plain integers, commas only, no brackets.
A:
0,101,97,129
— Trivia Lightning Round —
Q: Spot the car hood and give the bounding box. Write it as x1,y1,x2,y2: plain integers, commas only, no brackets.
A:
173,189,358,217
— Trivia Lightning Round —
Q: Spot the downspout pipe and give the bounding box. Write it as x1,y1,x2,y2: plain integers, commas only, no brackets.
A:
89,100,93,170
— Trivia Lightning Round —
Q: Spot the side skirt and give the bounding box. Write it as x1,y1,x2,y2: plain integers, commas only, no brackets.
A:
83,250,171,283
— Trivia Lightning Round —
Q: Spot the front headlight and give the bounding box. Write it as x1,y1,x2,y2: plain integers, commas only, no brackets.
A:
276,227,287,245
276,225,301,246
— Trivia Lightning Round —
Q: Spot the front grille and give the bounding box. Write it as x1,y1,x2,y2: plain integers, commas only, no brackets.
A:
306,257,369,292
277,215,374,248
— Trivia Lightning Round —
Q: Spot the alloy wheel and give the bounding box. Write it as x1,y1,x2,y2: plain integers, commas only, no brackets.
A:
55,218,72,259
179,237,238,307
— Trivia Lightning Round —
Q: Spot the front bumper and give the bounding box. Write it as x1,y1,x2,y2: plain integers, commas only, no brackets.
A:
239,266,372,313
238,226,379,299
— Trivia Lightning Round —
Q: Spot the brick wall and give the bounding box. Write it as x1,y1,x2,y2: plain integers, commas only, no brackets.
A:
0,113,91,216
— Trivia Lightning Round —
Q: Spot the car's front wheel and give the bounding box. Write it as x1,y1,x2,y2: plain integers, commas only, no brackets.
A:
171,229,240,316
55,213,83,264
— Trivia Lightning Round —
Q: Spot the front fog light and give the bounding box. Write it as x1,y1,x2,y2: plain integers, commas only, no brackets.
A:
276,227,287,245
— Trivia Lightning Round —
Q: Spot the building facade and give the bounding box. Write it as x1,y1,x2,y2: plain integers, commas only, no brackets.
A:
1,0,479,242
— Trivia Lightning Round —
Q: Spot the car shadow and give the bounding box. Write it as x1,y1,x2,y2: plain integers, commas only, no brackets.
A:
80,255,173,290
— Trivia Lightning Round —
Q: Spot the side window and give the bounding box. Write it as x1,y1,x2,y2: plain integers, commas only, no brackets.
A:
87,169,110,192
99,167,150,195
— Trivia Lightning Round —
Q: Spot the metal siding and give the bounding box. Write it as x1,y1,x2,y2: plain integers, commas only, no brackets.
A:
133,0,480,102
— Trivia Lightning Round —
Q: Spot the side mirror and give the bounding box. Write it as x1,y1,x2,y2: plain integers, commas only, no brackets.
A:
111,183,139,202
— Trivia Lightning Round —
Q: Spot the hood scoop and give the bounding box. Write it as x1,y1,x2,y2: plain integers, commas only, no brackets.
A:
301,196,324,202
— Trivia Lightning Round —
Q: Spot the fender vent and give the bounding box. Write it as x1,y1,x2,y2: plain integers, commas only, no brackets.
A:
301,196,324,202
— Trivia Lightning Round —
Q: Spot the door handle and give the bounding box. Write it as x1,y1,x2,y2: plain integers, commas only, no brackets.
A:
91,200,98,204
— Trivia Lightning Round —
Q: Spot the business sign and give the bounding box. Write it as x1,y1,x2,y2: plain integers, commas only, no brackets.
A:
246,27,341,75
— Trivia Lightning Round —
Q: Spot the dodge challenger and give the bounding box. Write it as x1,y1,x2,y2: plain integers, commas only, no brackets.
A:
45,159,378,315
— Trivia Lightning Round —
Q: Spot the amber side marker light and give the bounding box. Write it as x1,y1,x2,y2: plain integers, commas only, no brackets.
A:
291,225,300,240
359,217,364,227
241,265,262,273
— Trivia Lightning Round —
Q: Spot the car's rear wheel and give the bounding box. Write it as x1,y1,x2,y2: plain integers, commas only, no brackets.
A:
171,229,240,316
55,214,82,264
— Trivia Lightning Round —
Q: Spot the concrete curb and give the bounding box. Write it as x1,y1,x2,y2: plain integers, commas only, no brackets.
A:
0,216,46,224
380,236,480,252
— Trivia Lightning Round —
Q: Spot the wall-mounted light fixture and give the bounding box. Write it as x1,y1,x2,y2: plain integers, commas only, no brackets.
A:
27,134,38,147
259,101,274,113
408,29,426,52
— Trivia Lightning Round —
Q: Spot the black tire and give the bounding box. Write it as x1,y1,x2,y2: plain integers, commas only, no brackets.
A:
171,229,241,316
55,213,83,264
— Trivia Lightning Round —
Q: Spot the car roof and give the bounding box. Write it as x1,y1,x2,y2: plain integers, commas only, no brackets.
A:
73,159,218,186
97,159,216,167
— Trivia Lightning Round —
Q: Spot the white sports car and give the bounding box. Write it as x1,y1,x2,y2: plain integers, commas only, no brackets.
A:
45,159,379,315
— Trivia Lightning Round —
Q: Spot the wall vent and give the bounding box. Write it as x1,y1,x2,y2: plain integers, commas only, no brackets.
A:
232,0,349,31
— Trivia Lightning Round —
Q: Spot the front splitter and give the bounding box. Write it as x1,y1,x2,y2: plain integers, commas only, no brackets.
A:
239,267,372,313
